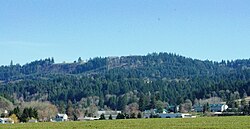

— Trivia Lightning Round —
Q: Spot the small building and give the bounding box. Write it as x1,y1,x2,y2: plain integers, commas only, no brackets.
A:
28,119,38,123
0,118,14,124
55,114,68,122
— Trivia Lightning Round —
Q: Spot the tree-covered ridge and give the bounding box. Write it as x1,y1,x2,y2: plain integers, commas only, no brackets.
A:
0,52,249,113
2,52,249,81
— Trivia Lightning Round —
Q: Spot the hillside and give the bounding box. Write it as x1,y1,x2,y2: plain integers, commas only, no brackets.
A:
1,53,250,80
0,52,250,114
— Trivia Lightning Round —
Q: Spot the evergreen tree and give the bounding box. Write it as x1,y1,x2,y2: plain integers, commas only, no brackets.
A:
19,107,38,122
78,57,82,63
66,100,74,120
109,114,112,120
149,96,156,109
98,97,104,109
10,106,21,120
51,57,55,63
139,95,146,111
99,113,106,120
10,60,13,66
117,95,127,111
73,113,78,121
130,113,136,119
137,112,142,118
20,108,29,122
203,103,210,113
155,100,164,113
116,113,125,119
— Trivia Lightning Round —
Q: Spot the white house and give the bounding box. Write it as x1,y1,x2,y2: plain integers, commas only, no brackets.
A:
55,114,68,122
193,104,228,112
0,118,14,124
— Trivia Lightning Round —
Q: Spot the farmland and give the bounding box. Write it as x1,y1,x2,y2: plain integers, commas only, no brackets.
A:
1,116,250,129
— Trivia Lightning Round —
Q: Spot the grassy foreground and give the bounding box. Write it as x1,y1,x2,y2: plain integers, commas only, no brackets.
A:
1,116,250,129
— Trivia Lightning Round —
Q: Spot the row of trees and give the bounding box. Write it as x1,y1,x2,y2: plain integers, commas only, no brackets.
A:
1,107,38,123
1,94,250,122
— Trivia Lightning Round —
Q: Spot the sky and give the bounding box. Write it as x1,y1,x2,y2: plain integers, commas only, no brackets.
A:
0,0,250,65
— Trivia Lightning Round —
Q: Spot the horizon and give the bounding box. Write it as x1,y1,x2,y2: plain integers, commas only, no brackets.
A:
2,52,250,66
1,0,250,65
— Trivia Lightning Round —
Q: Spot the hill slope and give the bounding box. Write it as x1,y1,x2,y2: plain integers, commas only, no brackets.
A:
0,52,249,111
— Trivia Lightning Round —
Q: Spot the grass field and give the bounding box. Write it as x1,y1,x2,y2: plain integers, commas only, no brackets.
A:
1,116,250,129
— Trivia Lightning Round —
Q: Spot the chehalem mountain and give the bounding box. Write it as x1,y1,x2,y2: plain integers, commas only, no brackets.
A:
0,52,249,116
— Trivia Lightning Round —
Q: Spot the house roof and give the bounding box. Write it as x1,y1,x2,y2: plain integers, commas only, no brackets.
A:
193,104,226,108
0,118,11,120
57,114,67,117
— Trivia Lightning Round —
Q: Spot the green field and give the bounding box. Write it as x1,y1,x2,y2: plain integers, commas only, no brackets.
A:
1,116,250,129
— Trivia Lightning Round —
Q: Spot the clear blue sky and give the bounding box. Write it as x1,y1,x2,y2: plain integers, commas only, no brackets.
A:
0,0,250,65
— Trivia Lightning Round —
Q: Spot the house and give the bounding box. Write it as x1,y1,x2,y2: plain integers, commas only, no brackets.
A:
143,109,157,118
193,105,203,112
55,114,68,122
158,113,195,118
210,104,228,112
193,104,228,112
0,118,14,124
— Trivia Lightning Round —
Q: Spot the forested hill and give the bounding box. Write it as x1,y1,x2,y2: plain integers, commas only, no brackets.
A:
0,52,250,111
1,53,250,81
